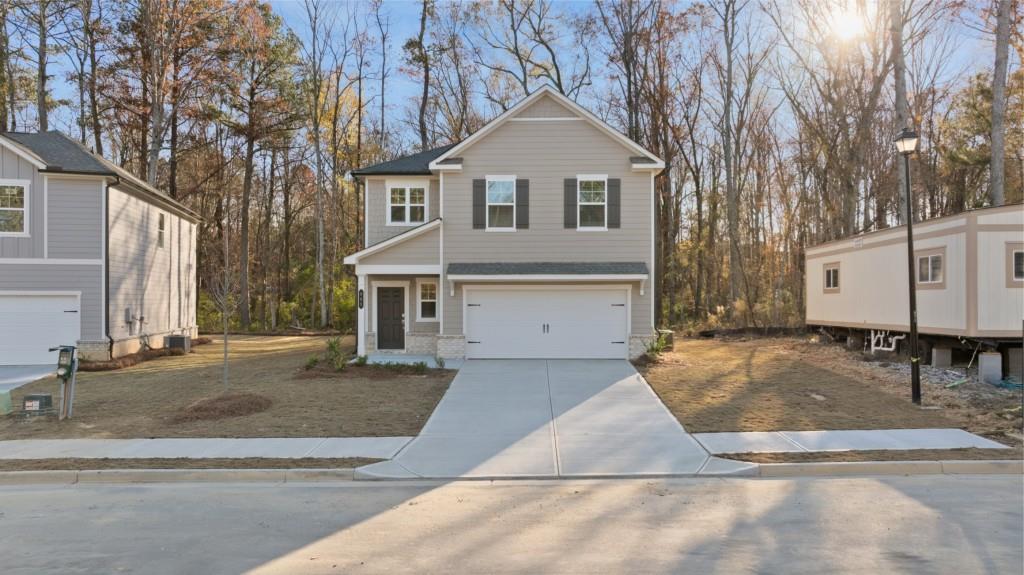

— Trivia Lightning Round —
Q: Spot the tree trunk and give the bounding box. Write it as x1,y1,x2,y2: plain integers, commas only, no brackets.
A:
239,134,255,329
417,0,430,150
989,0,1011,207
36,6,47,131
890,0,910,221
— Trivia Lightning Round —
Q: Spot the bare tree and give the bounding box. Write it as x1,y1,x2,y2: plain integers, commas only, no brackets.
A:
990,0,1011,206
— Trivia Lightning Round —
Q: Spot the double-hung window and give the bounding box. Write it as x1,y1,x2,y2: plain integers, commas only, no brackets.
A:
1008,242,1024,286
0,179,29,236
486,175,515,230
157,213,166,248
577,175,607,230
387,183,427,225
417,279,438,321
1015,251,1024,281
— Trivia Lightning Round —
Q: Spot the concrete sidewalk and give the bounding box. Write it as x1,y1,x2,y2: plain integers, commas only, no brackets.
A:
693,429,1009,454
0,437,412,460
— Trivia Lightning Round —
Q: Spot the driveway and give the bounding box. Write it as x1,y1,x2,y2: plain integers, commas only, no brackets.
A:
0,365,54,393
359,360,710,479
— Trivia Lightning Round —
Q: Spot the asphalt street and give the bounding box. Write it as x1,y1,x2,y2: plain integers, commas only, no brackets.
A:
0,475,1020,574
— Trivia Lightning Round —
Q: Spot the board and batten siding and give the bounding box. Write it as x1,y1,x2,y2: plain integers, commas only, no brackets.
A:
0,264,103,340
365,178,439,246
47,177,103,259
359,226,439,266
0,147,45,258
440,102,654,336
107,186,197,343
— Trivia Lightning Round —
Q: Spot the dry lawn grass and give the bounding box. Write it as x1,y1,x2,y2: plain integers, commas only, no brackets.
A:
639,337,1023,453
0,457,380,471
720,447,1023,463
1,335,453,440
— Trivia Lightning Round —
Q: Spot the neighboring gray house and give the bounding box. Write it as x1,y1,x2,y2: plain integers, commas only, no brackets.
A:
0,131,199,365
344,86,664,360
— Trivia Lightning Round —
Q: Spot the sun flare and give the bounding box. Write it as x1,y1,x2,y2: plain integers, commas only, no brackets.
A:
828,6,866,41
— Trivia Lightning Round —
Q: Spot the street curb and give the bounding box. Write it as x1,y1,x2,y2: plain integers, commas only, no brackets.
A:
0,460,1019,485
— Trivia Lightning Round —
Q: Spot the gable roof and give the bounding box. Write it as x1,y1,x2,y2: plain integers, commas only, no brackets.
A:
428,85,664,171
0,130,199,223
343,218,441,264
351,143,456,177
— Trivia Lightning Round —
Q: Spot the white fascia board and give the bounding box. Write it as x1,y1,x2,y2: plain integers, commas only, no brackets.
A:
632,161,666,171
446,274,648,282
0,136,47,169
428,163,462,172
343,219,441,264
356,264,441,275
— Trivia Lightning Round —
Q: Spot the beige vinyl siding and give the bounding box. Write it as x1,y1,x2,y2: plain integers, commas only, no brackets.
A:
359,226,439,266
107,187,197,342
517,94,575,118
441,116,653,336
0,263,103,339
365,275,440,335
366,178,439,246
47,177,103,259
0,148,45,258
977,206,1024,332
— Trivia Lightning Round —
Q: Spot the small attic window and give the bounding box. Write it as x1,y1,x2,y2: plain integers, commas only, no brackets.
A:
158,213,165,248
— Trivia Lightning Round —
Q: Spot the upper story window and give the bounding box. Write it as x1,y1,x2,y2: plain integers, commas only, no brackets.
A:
577,175,607,230
917,253,943,284
0,179,29,236
823,263,839,293
157,213,166,248
387,182,427,226
486,175,516,231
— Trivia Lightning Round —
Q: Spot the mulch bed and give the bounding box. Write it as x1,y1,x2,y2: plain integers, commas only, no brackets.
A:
170,392,273,423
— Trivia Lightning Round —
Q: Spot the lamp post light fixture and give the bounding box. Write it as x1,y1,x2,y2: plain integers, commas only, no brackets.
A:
895,127,922,405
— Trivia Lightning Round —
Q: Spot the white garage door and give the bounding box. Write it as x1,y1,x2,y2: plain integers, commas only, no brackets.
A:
465,288,628,359
0,294,81,365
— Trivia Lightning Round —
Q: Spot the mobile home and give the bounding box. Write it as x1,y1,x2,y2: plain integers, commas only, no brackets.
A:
805,203,1023,378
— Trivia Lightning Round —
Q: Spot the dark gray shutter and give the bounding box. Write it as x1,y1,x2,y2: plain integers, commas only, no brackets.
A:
563,178,577,228
472,179,485,229
607,178,621,228
516,179,529,229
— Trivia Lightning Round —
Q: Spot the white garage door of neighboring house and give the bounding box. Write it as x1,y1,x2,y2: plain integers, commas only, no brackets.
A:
0,294,81,365
465,287,629,359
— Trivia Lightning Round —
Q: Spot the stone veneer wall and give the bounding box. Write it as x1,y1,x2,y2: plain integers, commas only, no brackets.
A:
629,334,656,360
437,335,466,359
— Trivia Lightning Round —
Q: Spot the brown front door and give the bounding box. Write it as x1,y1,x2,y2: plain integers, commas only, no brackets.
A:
377,287,405,350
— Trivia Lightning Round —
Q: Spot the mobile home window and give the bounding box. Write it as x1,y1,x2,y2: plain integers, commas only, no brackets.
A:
157,213,166,248
577,176,607,230
387,183,427,225
0,180,28,235
824,264,840,292
1015,251,1023,281
917,254,942,284
485,176,516,230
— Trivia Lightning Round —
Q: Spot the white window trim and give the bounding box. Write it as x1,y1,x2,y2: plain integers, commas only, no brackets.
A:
1013,250,1024,281
157,212,166,249
385,179,429,227
577,174,608,231
416,278,439,322
0,178,31,237
917,254,943,284
485,175,516,232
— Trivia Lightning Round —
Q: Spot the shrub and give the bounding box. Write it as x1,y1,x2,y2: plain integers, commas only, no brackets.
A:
411,361,428,374
305,355,319,370
325,337,347,371
434,356,445,369
354,355,368,367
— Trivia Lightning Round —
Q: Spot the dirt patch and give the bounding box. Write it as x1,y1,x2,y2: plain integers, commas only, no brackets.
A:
171,392,273,423
638,336,1023,451
79,347,188,371
720,447,1023,463
1,335,454,439
0,457,381,471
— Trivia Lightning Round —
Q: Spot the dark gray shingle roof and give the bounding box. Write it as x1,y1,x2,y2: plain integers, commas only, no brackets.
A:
351,143,457,176
4,131,114,175
447,262,649,275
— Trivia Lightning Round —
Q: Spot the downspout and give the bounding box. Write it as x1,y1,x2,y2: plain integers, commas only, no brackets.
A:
105,176,119,358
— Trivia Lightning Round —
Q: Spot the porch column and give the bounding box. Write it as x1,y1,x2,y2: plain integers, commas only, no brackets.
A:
357,272,367,356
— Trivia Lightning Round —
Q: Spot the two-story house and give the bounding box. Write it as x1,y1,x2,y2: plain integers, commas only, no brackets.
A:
0,131,199,366
344,86,664,360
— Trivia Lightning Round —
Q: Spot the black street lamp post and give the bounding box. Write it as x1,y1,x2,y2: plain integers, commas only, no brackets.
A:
895,127,921,405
